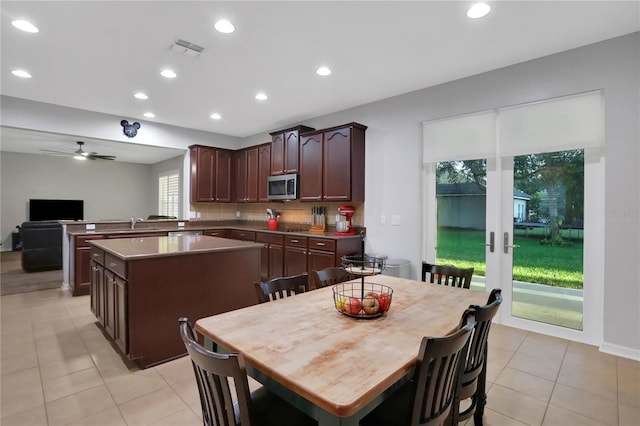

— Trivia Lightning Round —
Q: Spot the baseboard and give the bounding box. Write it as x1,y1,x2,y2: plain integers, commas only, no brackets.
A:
600,342,640,361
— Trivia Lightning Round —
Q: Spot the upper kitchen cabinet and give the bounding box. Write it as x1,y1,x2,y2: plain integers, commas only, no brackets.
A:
270,125,315,175
235,143,271,203
299,123,367,202
189,145,233,203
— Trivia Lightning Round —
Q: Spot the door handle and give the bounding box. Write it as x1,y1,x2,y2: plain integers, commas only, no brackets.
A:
482,231,495,253
503,232,520,254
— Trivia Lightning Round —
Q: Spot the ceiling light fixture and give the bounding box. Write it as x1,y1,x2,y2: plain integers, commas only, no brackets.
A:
214,19,235,34
11,69,32,78
161,69,177,78
255,93,268,101
210,113,222,120
144,112,155,118
316,67,332,76
73,155,87,161
134,92,148,100
467,3,491,19
11,20,39,33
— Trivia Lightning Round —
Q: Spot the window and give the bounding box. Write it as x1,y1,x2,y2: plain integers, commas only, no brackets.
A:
158,171,179,217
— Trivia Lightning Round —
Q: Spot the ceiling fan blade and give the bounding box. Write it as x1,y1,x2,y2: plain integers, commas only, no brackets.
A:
39,148,74,156
87,153,116,160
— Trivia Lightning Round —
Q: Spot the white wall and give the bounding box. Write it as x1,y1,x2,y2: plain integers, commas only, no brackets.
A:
244,33,640,353
0,152,155,247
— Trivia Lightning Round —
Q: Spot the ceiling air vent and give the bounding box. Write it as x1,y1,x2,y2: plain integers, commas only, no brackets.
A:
170,39,204,56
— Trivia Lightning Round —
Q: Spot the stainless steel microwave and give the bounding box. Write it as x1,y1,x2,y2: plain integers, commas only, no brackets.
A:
267,173,298,200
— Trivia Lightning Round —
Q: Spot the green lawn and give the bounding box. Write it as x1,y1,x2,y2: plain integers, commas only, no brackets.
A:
436,227,584,289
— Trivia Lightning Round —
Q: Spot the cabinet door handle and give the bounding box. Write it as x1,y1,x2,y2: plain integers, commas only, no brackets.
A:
92,253,100,258
291,239,299,243
315,242,325,247
109,262,119,268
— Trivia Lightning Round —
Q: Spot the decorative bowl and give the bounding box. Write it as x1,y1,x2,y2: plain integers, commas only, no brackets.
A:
332,282,393,318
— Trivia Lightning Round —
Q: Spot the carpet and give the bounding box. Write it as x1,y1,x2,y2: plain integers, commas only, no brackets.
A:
1,251,62,295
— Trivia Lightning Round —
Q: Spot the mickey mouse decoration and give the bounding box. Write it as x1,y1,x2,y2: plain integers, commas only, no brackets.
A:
120,120,141,138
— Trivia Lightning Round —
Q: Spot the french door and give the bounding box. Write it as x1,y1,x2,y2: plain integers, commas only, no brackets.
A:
426,148,602,344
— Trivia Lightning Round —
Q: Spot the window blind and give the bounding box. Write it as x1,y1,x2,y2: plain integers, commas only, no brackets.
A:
498,90,604,157
422,90,603,163
159,171,179,217
422,110,496,163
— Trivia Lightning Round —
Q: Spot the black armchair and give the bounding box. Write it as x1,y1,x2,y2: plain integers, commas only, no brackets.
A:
20,221,63,272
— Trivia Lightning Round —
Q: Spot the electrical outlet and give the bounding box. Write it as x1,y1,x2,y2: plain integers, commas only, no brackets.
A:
178,222,185,228
86,224,95,230
235,211,241,218
380,215,386,224
391,215,401,226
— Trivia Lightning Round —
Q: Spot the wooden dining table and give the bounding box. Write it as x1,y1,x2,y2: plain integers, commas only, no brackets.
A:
195,274,488,426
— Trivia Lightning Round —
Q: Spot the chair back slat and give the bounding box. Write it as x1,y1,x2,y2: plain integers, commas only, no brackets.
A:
453,289,503,423
412,323,473,426
421,262,474,289
311,267,353,289
179,318,254,426
254,273,309,303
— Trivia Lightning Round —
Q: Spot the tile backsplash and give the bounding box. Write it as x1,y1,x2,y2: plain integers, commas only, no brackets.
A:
191,202,364,227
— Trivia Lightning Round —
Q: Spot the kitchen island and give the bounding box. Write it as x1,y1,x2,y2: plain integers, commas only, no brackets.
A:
89,234,261,368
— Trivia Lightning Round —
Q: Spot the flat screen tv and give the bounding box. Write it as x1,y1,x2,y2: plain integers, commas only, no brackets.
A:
29,199,84,221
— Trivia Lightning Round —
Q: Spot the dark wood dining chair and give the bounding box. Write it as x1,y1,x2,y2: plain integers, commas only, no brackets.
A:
421,262,474,289
452,288,503,425
254,272,309,303
360,323,474,426
178,318,316,426
310,267,353,290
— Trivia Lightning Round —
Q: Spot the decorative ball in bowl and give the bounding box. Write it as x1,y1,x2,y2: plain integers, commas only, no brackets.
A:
341,255,386,276
332,282,393,318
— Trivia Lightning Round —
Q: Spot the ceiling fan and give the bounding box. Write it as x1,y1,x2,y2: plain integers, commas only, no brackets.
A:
40,141,116,161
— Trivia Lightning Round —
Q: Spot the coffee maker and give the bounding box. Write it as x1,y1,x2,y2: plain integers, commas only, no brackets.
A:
334,205,356,236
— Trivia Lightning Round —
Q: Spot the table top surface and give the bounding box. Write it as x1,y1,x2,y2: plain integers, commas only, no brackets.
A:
89,235,262,260
195,275,488,418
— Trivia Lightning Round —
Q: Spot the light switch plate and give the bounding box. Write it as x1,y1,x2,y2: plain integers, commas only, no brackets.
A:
85,224,96,230
391,215,401,226
380,215,386,224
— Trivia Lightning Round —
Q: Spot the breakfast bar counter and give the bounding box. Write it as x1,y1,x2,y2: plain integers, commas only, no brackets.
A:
88,235,261,368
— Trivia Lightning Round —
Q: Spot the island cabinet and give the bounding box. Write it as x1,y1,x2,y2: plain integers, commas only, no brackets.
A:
74,235,105,296
256,232,284,280
269,125,315,175
189,145,232,203
299,123,367,202
89,235,261,368
72,231,168,296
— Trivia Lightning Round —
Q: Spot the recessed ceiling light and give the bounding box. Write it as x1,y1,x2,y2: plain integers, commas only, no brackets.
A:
11,69,32,78
11,20,39,33
316,67,332,76
210,113,222,120
255,93,268,101
467,3,491,19
144,112,155,118
161,69,177,78
214,19,235,34
134,92,148,100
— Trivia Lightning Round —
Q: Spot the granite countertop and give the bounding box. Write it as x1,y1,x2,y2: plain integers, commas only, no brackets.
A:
89,234,262,260
65,220,363,240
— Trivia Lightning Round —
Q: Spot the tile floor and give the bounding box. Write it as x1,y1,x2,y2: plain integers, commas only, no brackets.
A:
1,288,638,425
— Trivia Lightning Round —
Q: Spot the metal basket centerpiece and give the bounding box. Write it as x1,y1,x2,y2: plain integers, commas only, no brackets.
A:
341,254,386,276
333,281,393,318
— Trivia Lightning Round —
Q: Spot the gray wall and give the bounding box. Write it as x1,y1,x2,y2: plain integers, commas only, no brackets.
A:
1,152,154,244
